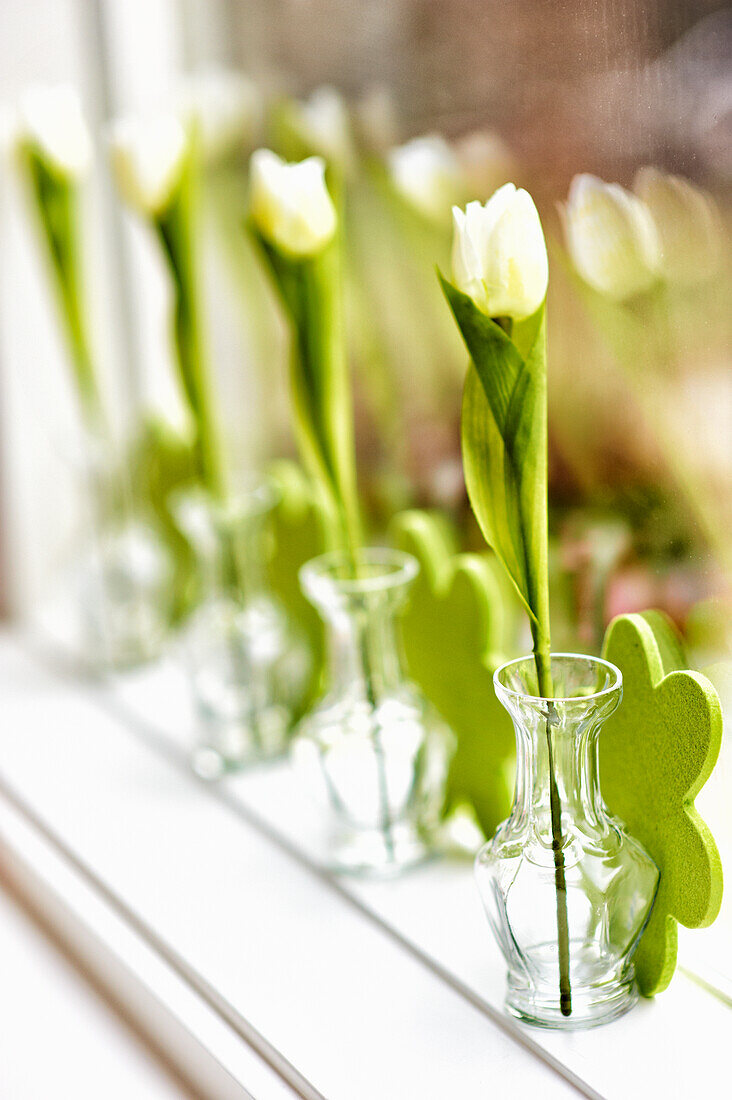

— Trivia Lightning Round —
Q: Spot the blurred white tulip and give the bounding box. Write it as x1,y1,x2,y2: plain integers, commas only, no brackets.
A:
634,166,723,285
451,183,548,320
108,113,188,216
249,149,336,257
563,174,660,300
18,85,92,179
387,134,462,222
177,68,262,163
291,86,354,170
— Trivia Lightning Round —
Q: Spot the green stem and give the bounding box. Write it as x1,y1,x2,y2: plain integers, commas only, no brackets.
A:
339,504,395,863
156,164,224,500
533,639,572,1017
220,523,264,753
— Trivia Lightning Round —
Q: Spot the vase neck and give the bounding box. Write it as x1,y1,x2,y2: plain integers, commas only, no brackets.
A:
495,654,623,834
322,595,406,699
513,704,606,829
174,484,275,605
301,549,419,703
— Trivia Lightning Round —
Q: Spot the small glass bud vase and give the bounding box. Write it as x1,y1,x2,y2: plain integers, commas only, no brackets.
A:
175,481,311,778
292,548,454,876
475,654,659,1029
76,433,173,669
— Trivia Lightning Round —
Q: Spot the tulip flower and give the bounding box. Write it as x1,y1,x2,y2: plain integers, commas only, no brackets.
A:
451,183,549,321
441,185,570,1014
18,85,92,180
249,148,359,555
387,134,461,222
177,68,262,165
249,149,336,258
563,174,660,301
108,112,223,494
633,167,722,286
108,113,188,217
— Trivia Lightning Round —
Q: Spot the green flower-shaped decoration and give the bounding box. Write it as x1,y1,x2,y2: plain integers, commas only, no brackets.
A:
390,509,516,835
267,460,329,714
601,610,724,995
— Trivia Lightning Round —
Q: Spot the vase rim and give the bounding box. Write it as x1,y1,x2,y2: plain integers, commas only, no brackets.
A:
300,547,419,597
171,474,279,529
494,652,622,704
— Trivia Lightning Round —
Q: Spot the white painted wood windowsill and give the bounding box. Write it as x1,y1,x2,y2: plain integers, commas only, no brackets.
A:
0,630,729,1099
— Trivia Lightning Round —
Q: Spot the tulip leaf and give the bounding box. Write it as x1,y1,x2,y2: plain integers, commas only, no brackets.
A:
440,275,549,651
441,269,569,1014
155,146,224,497
252,229,361,555
130,416,199,622
19,142,100,422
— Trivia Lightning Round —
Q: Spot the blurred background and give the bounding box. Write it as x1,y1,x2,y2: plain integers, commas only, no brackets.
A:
0,1,730,1092
0,0,730,662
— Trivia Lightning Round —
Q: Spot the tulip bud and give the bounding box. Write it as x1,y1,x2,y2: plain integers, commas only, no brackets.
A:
177,68,262,164
108,113,188,217
633,166,723,285
249,149,336,257
290,86,354,171
18,85,92,179
451,183,548,320
387,134,462,222
563,174,660,300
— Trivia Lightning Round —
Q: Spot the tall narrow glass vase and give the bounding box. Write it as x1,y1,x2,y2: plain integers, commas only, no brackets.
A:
292,548,454,876
475,653,659,1028
175,480,311,777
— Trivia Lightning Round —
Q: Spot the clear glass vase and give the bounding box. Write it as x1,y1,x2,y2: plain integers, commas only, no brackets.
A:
292,548,454,876
475,653,659,1029
75,432,174,669
174,481,311,777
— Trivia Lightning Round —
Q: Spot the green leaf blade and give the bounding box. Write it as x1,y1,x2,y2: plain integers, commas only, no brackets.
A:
251,226,360,555
439,273,524,433
446,271,548,635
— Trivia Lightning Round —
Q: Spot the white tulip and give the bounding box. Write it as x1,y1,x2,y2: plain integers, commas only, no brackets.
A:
108,113,188,216
634,166,723,285
564,174,660,300
177,68,262,163
387,134,461,222
249,148,336,257
291,86,354,170
451,183,549,320
18,85,92,179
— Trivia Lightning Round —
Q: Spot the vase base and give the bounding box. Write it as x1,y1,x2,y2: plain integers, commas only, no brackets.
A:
191,744,286,780
505,970,638,1030
328,822,432,878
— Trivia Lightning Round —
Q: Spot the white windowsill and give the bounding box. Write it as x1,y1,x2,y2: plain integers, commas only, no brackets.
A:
0,629,729,1099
